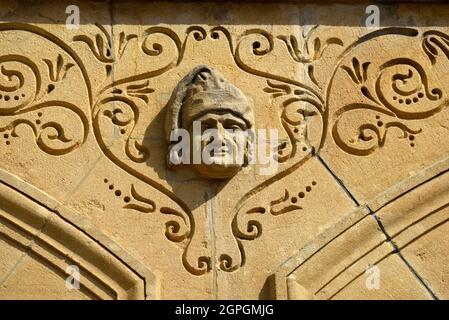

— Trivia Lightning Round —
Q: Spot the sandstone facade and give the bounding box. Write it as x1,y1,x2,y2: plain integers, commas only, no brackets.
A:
0,0,448,299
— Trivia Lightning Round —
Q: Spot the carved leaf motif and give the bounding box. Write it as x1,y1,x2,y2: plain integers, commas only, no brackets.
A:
74,26,114,79
278,28,343,63
270,190,302,216
422,31,449,64
126,80,155,103
334,52,446,155
43,54,74,83
123,185,156,213
341,57,370,85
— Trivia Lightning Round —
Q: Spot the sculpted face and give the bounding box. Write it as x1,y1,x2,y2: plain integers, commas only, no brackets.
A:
166,65,255,179
185,111,248,179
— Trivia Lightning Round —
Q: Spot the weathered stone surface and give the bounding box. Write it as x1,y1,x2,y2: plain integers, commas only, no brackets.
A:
282,215,432,299
0,0,448,299
376,170,449,299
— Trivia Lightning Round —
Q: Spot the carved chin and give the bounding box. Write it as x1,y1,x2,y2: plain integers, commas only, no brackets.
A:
193,163,242,179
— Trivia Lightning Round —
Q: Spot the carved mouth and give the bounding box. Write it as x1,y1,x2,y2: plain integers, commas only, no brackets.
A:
211,150,230,156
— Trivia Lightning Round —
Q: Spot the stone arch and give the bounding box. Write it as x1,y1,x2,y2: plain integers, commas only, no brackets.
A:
272,156,449,299
0,169,157,300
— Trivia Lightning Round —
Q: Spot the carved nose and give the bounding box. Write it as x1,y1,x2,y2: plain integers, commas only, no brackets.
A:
217,124,226,139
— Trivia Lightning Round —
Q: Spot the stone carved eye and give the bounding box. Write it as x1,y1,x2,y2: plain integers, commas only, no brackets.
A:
200,122,214,131
222,118,246,131
225,123,243,131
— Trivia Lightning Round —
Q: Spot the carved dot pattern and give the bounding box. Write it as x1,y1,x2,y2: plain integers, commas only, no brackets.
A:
409,134,416,147
2,131,11,146
296,181,317,200
104,178,130,205
395,92,423,105
0,93,25,101
375,115,417,148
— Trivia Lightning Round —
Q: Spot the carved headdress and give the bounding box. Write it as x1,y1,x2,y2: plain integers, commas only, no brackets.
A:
165,65,254,142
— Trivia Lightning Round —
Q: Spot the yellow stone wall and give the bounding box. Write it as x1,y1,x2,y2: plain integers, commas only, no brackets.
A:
0,0,448,299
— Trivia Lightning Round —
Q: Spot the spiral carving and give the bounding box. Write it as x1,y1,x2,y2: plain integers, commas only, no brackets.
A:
160,207,191,242
0,56,40,114
332,105,423,156
0,46,87,156
142,27,181,59
232,207,265,241
333,54,447,156
375,59,443,119
95,96,149,164
0,103,88,157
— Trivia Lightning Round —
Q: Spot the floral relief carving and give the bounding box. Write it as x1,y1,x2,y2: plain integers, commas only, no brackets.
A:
330,29,449,156
1,22,448,277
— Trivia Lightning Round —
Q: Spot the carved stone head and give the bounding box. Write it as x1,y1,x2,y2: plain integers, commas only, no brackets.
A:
165,65,254,179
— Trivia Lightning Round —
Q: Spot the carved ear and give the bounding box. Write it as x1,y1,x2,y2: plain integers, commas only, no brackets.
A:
165,65,214,143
